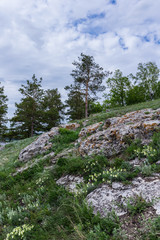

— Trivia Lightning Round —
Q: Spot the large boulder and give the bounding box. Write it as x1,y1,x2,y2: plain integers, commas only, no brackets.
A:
86,175,160,216
19,122,80,162
19,127,59,162
78,109,160,157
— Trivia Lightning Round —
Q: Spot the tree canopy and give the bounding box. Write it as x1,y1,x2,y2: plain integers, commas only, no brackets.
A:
133,62,160,100
11,74,44,138
105,69,130,107
71,53,108,118
65,83,85,120
41,88,64,131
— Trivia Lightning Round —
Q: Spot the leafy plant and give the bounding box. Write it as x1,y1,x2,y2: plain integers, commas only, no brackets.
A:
125,195,152,216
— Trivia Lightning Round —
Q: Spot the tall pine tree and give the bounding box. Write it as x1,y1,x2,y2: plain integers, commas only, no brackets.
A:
71,53,108,118
65,83,85,120
41,88,64,131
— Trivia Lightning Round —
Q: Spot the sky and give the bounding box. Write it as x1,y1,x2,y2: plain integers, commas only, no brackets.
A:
0,0,160,120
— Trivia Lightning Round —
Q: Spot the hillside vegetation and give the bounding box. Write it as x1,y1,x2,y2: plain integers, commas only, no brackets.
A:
0,99,160,240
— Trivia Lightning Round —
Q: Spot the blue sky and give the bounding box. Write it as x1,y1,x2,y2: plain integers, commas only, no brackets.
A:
0,0,160,119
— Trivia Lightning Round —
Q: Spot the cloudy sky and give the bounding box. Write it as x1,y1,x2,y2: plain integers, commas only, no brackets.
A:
0,0,160,119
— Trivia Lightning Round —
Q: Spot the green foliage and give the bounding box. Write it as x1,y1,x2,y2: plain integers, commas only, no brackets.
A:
125,139,143,160
54,156,85,178
65,83,85,120
125,195,152,216
141,164,152,176
41,88,64,131
50,128,80,155
11,74,44,138
88,101,104,114
111,158,124,168
83,156,139,189
84,155,109,176
125,85,145,105
134,136,160,164
133,62,160,100
150,131,160,162
71,53,108,118
105,69,130,107
86,211,120,240
140,216,160,240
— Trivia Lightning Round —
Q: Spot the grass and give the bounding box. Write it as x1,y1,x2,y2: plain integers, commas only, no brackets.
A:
0,139,124,240
77,98,160,126
125,195,152,216
49,127,80,155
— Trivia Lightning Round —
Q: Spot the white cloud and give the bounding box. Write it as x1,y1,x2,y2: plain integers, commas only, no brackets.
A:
0,0,160,120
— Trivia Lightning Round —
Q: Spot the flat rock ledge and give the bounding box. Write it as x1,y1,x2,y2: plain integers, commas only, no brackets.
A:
86,175,160,217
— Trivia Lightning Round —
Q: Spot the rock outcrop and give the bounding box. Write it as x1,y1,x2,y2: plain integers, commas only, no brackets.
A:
86,175,160,216
19,127,59,162
19,123,80,162
78,109,160,157
59,123,80,130
17,108,160,220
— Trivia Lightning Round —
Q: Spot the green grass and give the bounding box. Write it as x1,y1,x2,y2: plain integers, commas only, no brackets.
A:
0,136,37,171
125,195,152,216
77,98,160,126
49,127,80,155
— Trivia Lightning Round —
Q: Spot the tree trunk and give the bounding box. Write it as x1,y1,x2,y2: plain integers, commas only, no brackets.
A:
85,80,89,118
31,117,34,137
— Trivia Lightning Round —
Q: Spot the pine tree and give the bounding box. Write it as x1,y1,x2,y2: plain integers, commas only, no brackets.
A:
71,53,108,118
65,83,85,120
11,74,44,138
41,88,64,131
0,82,8,138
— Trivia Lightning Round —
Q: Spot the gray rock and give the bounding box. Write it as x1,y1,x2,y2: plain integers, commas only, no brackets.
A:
86,175,160,217
78,109,160,157
19,127,59,162
56,175,84,193
79,122,103,137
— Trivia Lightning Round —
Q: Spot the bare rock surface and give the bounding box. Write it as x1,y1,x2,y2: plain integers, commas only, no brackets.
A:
56,175,84,193
19,127,59,162
86,175,160,217
59,123,80,130
19,122,80,162
79,109,160,157
79,122,103,137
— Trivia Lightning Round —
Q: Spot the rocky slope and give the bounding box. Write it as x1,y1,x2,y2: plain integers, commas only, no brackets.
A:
17,108,160,222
